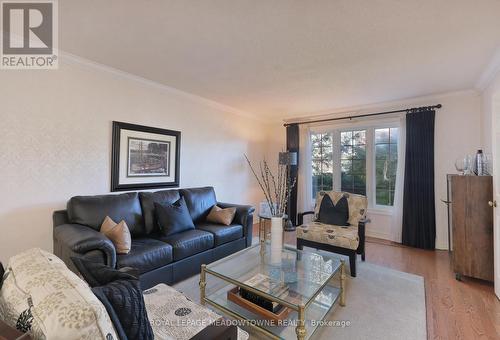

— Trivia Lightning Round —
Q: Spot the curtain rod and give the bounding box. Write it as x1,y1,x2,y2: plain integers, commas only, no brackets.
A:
283,104,442,127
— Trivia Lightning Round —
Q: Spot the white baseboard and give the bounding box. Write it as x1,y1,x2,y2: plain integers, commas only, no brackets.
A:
367,231,449,250
366,230,396,242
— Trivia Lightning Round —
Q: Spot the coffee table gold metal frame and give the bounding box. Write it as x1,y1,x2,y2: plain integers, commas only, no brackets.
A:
199,243,346,340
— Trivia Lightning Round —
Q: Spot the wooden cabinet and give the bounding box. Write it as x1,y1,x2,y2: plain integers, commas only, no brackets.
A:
449,175,494,281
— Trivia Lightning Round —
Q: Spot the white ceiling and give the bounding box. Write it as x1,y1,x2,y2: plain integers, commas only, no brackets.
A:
60,1,500,120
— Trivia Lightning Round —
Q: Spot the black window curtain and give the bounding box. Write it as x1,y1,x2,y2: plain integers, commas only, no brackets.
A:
402,109,436,249
286,124,299,225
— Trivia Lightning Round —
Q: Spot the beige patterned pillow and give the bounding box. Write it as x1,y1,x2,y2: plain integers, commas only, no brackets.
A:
0,248,117,340
100,216,132,254
206,206,236,226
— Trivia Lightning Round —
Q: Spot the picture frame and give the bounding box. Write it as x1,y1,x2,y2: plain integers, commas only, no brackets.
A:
111,121,181,191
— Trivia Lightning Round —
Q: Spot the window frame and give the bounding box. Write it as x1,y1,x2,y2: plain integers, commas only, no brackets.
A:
309,119,400,212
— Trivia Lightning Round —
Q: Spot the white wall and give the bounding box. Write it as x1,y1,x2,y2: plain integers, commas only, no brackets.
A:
0,57,280,262
422,91,481,250
283,90,482,249
481,73,500,154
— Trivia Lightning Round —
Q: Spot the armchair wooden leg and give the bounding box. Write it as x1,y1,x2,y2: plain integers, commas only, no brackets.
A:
296,239,304,261
297,239,304,251
349,252,356,277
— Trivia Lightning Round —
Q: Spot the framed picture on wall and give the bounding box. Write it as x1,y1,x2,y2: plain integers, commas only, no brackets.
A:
111,121,180,191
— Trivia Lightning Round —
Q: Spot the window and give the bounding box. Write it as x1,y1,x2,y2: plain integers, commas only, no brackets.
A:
375,128,398,206
340,130,366,195
311,132,333,198
310,125,399,207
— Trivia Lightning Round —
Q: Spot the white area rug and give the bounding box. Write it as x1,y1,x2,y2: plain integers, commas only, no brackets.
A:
173,255,426,340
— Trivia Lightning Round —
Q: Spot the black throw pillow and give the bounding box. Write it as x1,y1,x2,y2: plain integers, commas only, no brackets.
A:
318,194,350,226
155,197,195,236
71,256,138,288
70,257,153,340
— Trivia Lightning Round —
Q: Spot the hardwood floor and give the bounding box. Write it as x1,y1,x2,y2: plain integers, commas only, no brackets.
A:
363,237,500,340
253,226,500,339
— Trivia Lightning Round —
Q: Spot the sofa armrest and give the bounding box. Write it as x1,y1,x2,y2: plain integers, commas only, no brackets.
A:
217,202,255,247
53,209,70,227
217,202,255,218
54,224,117,269
297,211,314,226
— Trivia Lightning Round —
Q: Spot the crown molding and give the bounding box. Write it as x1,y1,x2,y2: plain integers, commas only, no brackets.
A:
282,89,478,124
476,46,500,91
58,51,266,123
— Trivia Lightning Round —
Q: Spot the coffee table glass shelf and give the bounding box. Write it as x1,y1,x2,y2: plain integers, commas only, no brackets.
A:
199,242,346,340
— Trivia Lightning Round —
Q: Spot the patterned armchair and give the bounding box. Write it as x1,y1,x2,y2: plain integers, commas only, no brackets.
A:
296,191,368,277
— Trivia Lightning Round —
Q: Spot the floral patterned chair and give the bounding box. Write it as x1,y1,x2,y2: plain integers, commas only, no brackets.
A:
296,191,368,277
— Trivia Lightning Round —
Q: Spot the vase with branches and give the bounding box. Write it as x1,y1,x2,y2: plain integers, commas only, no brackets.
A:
244,154,296,218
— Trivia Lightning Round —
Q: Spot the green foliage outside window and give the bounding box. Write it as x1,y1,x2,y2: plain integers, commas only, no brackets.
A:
311,133,333,198
375,128,398,206
340,130,367,195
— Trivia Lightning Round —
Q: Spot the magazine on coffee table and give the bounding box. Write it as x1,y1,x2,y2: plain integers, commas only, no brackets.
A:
240,273,290,313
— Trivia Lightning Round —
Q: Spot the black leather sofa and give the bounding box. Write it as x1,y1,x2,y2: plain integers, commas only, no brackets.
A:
53,187,254,289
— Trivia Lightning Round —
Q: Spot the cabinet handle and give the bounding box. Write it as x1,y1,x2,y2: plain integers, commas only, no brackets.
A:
488,200,497,208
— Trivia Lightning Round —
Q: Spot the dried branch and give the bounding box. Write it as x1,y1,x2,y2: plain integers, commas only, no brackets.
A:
245,154,297,217
244,155,273,214
260,160,274,215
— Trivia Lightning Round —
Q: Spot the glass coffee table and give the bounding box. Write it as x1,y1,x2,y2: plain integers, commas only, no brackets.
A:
199,243,345,340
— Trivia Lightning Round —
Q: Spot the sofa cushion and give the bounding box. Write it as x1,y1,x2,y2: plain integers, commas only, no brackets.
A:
117,238,173,274
68,192,145,236
156,230,214,261
139,190,181,234
196,222,243,246
180,187,217,223
155,197,195,237
0,248,117,340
